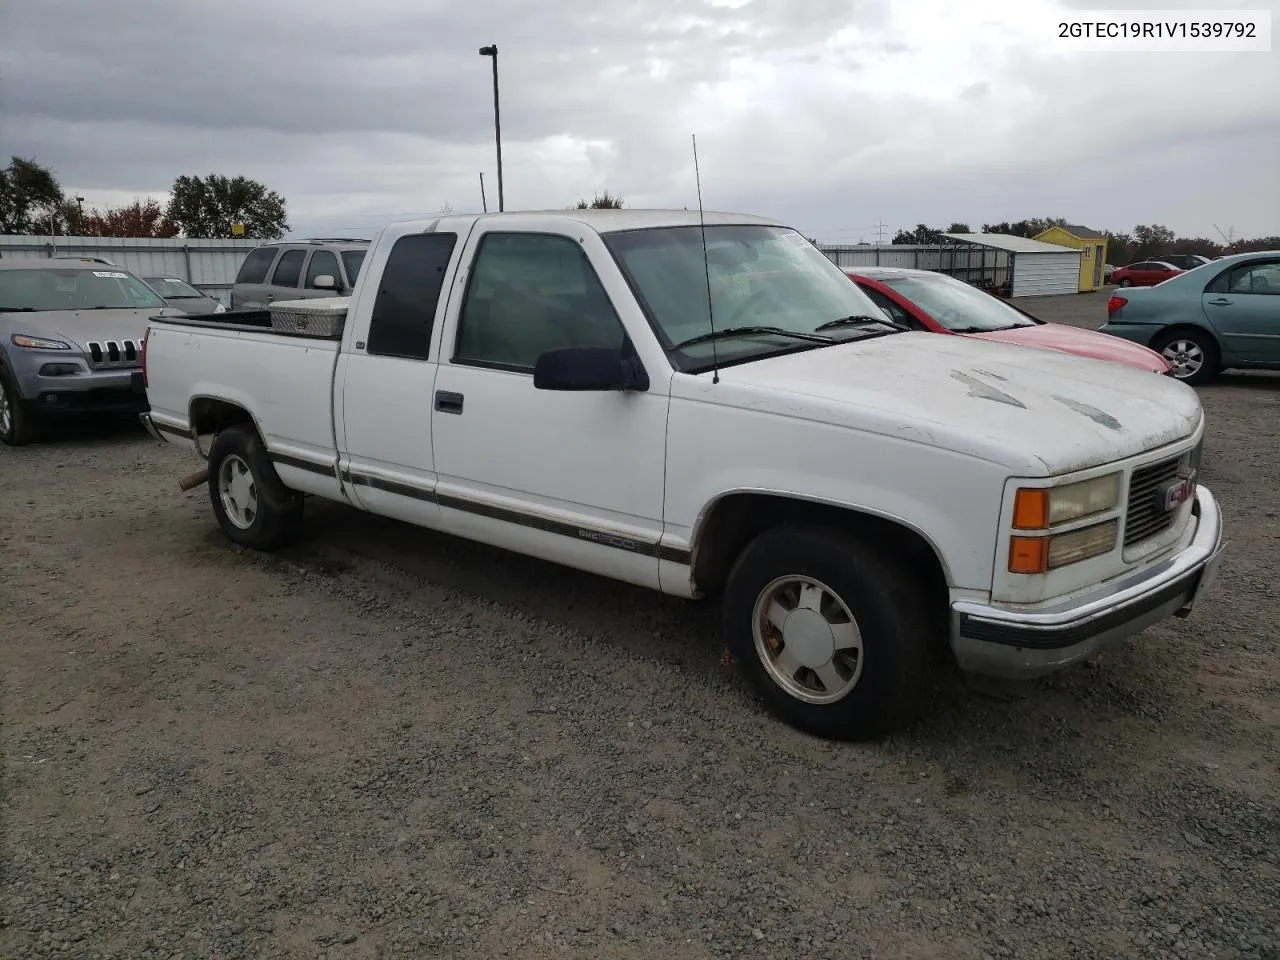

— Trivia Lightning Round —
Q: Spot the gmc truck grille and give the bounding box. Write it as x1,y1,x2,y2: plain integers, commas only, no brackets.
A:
86,339,141,367
1123,456,1183,547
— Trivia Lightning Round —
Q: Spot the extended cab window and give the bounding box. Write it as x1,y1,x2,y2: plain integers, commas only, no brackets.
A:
271,249,305,287
454,232,626,370
366,232,459,360
236,247,278,284
305,250,341,289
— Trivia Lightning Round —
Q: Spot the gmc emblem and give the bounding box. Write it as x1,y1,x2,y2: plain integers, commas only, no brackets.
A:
1161,471,1197,512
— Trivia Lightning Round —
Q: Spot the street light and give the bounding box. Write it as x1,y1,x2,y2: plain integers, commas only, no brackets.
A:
74,196,84,233
478,44,504,212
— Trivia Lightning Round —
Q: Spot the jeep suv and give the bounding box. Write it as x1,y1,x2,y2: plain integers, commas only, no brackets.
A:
230,238,369,311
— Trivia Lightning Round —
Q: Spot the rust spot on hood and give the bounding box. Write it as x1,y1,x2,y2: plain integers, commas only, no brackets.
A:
1052,395,1122,431
951,370,1026,408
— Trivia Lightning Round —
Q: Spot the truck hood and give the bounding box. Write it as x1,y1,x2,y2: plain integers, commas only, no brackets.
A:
692,332,1202,476
5,307,179,349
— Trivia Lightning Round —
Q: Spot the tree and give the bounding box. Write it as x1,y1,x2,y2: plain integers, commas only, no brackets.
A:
0,156,66,234
81,198,178,238
946,222,971,233
574,189,624,210
892,223,945,244
980,217,1067,238
164,174,289,239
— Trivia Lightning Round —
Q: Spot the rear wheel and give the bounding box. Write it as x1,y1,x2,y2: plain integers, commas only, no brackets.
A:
1118,278,1132,288
206,424,303,550
1152,328,1219,385
0,366,38,446
722,525,936,741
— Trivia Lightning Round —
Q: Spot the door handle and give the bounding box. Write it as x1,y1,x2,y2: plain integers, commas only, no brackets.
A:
434,390,464,414
1208,298,1232,306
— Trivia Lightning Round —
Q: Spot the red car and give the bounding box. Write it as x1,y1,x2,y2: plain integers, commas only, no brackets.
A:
846,267,1172,374
1111,260,1184,287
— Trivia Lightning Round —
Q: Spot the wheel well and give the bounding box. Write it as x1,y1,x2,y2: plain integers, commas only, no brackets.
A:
1152,323,1219,353
189,397,256,441
691,493,950,622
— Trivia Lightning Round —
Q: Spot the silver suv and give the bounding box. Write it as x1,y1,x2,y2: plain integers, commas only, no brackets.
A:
230,238,369,311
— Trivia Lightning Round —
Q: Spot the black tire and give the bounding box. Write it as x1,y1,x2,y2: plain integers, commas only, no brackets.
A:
1151,327,1220,386
206,424,304,550
1118,278,1131,287
722,525,936,742
0,365,39,446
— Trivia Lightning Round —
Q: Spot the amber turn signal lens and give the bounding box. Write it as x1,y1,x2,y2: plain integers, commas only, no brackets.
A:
1008,536,1049,575
1012,489,1049,530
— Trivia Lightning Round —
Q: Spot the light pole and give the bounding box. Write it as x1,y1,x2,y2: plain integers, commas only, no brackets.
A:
74,196,84,234
478,44,504,212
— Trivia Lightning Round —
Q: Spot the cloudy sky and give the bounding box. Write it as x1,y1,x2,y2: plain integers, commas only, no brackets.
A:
2,0,1276,243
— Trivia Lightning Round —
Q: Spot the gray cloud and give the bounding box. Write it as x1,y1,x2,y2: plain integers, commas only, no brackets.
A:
1,0,1276,242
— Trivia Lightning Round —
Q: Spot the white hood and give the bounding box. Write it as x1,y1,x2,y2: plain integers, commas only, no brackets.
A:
678,332,1203,476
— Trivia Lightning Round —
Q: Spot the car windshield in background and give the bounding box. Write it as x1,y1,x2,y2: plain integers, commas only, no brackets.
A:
146,277,203,299
603,224,899,371
0,268,166,312
879,274,1036,333
342,250,367,283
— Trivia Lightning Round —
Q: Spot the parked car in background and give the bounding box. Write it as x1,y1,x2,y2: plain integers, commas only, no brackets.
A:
0,259,180,445
142,209,1222,742
230,238,369,310
1113,261,1183,287
1158,254,1214,271
143,275,226,315
847,267,1171,373
1101,250,1280,384
1104,263,1116,282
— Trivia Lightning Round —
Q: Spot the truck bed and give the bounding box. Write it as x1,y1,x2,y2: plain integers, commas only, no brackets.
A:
150,309,344,340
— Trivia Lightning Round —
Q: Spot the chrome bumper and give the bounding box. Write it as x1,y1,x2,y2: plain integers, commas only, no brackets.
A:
951,485,1224,679
139,412,167,443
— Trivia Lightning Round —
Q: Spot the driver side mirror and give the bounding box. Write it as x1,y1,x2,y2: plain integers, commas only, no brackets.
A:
533,346,649,392
313,274,339,291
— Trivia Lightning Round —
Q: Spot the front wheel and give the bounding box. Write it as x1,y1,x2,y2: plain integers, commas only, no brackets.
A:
1117,278,1132,288
1152,328,1219,385
0,366,38,446
722,525,936,741
206,424,304,550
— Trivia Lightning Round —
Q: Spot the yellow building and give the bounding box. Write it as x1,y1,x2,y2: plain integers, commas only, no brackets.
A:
1034,224,1109,292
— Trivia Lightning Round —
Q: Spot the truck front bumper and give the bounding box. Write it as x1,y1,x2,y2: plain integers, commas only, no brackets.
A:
950,485,1224,679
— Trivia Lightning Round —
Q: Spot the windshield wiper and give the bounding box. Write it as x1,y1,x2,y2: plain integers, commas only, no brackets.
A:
814,314,907,332
671,325,835,350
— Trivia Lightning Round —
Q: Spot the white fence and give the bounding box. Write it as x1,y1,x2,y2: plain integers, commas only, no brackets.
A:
817,243,1012,292
0,235,261,306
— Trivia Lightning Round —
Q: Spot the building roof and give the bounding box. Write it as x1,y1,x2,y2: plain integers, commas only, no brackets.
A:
1059,223,1105,239
942,233,1080,254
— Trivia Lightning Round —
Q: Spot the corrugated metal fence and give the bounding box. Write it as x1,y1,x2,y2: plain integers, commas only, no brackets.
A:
817,243,1012,293
0,235,260,306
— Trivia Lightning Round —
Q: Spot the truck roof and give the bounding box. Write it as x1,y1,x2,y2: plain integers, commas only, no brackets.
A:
394,208,788,235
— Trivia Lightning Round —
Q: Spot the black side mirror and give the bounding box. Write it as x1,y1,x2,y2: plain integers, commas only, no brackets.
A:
533,345,649,392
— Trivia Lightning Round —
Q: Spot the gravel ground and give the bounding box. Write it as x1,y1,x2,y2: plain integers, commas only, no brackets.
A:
3,290,1278,959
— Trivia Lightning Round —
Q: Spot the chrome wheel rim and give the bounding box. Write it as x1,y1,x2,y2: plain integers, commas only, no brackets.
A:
1161,340,1204,379
0,383,11,437
217,454,258,529
752,574,864,705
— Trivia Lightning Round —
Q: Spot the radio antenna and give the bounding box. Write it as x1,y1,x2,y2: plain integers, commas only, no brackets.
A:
692,133,719,384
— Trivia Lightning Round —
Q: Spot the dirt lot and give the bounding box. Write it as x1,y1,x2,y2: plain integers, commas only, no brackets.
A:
3,290,1277,959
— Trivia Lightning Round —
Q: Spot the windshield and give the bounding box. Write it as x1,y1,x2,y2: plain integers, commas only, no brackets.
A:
342,250,367,283
0,268,166,311
878,274,1036,332
146,277,203,299
602,224,899,371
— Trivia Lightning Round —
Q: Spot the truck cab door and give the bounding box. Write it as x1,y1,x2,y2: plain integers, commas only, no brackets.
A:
334,230,463,528
428,220,671,591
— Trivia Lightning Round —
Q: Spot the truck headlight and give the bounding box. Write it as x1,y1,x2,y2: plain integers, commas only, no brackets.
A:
12,334,71,350
1006,471,1123,575
1012,472,1122,529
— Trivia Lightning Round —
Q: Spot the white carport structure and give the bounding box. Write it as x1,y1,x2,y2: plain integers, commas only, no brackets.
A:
942,233,1082,298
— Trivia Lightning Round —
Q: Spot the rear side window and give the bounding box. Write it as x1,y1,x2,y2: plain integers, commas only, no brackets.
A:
236,247,278,284
272,249,306,287
305,250,341,289
366,233,458,360
342,250,367,284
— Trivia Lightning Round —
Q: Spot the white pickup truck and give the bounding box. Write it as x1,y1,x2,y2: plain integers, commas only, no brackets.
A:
141,209,1224,741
